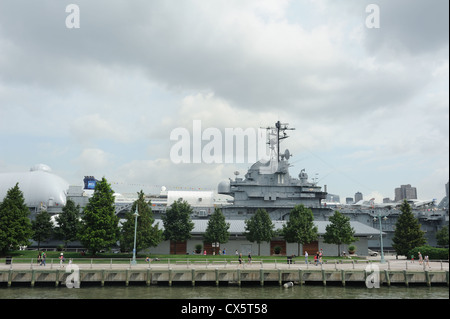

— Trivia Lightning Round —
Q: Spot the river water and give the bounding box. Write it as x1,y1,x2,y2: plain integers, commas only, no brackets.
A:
0,284,448,299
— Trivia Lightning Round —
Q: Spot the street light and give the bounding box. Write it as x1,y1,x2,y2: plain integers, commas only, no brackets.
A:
373,213,387,264
131,207,139,265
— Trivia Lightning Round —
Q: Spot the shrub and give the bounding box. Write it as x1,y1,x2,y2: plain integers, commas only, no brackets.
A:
348,245,356,254
195,244,202,254
408,245,449,260
273,246,282,255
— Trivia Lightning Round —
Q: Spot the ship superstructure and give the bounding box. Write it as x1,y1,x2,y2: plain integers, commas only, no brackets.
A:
218,121,328,220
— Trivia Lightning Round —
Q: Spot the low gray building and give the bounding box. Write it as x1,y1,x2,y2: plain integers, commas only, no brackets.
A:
146,219,382,257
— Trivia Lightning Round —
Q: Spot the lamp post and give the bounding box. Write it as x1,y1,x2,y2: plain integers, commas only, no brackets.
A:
131,208,139,265
373,212,387,264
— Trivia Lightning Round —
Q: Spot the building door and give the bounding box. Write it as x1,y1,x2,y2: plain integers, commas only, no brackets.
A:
203,242,220,255
302,241,319,255
170,240,187,255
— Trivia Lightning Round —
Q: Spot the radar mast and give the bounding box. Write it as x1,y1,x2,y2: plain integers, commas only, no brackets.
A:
263,121,295,162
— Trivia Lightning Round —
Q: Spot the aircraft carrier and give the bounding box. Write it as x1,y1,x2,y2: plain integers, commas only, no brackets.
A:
217,121,328,219
5,121,447,251
213,121,449,249
211,121,448,249
110,120,447,250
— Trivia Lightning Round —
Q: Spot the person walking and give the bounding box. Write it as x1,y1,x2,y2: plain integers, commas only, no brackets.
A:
424,255,430,269
304,251,308,264
59,253,65,268
238,253,243,267
418,252,423,264
248,252,252,264
41,252,46,266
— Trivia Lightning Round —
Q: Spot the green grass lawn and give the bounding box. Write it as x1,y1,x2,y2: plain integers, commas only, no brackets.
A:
0,250,364,264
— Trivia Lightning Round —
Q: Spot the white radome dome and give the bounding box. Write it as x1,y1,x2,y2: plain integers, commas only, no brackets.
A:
0,164,69,207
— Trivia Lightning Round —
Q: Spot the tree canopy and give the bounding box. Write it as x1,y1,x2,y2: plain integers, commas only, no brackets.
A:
282,204,318,256
204,208,230,254
79,177,120,255
31,210,53,251
0,183,33,254
436,225,448,247
392,200,426,256
244,208,275,256
120,190,163,252
54,198,82,249
161,198,194,254
323,210,357,256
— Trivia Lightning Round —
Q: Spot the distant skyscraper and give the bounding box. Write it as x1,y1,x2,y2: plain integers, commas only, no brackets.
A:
394,184,417,202
346,197,353,204
354,192,363,203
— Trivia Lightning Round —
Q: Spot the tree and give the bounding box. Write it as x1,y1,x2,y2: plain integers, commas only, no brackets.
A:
54,198,82,249
79,177,120,255
0,183,33,254
436,226,449,247
161,199,195,254
244,208,275,256
204,208,230,255
392,200,426,256
282,204,318,256
31,210,54,251
120,190,163,252
323,210,357,256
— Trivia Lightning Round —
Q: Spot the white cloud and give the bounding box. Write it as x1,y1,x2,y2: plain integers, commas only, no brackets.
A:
73,148,113,176
0,0,447,201
70,113,130,145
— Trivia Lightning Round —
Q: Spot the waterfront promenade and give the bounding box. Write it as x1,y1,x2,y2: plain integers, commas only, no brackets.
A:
1,255,448,272
1,256,448,287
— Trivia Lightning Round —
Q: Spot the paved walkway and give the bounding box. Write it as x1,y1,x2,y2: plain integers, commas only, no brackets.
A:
1,256,448,272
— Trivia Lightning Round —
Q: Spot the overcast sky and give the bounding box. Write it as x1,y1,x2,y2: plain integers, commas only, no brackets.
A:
0,0,448,203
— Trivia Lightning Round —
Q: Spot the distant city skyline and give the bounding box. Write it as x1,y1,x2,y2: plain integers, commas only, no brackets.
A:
325,182,446,204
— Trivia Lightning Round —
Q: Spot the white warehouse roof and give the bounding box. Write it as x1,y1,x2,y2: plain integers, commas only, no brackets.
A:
153,219,382,237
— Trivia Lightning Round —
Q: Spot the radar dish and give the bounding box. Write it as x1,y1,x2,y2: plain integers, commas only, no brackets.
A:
284,149,291,160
